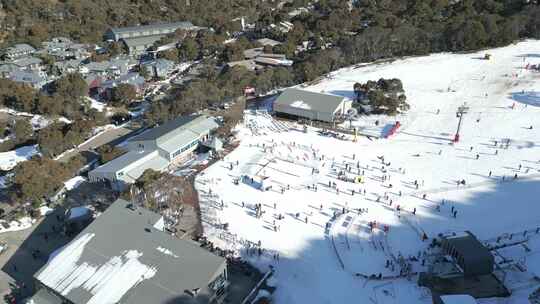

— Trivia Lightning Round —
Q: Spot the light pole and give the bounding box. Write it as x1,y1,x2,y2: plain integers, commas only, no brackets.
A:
454,103,469,142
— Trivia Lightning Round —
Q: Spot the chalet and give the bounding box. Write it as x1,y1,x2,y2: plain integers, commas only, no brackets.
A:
8,70,48,89
100,72,146,98
142,58,176,78
2,44,36,60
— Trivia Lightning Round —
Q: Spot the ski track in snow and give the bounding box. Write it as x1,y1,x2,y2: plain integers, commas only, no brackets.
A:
196,41,540,303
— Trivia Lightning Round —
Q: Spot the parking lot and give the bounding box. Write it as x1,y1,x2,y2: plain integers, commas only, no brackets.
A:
0,209,72,303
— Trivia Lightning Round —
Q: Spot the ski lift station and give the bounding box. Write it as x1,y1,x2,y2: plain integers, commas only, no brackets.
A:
273,88,352,123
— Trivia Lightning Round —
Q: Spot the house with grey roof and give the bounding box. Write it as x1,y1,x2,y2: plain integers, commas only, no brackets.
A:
105,21,196,42
53,59,84,75
273,88,352,122
142,58,175,78
0,63,20,78
83,56,136,77
8,70,48,89
89,115,219,190
256,38,282,47
2,43,36,60
241,48,291,67
122,35,164,55
226,59,262,71
12,56,43,71
100,72,146,97
31,198,228,304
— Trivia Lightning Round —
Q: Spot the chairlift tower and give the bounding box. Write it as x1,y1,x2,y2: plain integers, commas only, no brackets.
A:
454,103,469,142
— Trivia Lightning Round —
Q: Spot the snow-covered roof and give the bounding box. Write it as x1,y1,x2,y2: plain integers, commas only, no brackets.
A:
4,43,35,55
12,56,42,67
275,88,347,114
256,38,281,47
0,145,40,171
101,72,145,89
35,199,226,304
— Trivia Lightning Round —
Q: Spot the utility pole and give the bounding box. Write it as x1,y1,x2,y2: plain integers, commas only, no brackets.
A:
454,103,469,142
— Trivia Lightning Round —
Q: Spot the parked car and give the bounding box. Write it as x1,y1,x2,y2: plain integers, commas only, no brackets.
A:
110,113,132,125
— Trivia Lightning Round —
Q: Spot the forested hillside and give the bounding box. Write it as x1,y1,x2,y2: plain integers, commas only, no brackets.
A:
0,0,274,45
2,0,540,124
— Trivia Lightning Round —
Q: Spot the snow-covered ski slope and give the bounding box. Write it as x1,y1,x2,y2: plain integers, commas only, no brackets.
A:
197,40,540,304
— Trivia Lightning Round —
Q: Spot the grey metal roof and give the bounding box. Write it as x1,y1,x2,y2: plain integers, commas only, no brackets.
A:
0,63,19,73
130,115,201,142
153,58,175,71
122,35,164,49
35,199,226,304
26,288,63,304
101,72,145,89
12,56,42,67
274,88,347,114
85,57,135,74
90,150,151,173
8,70,46,86
110,21,194,35
154,116,218,147
4,43,35,54
54,59,83,70
158,130,200,154
124,153,169,182
186,117,219,136
256,38,281,47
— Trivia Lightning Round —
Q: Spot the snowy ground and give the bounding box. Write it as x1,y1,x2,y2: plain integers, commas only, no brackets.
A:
0,145,39,171
86,96,107,112
64,176,86,191
196,40,540,304
0,217,35,234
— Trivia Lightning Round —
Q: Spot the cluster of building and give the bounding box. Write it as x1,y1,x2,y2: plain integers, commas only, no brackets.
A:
227,38,293,71
104,21,202,56
0,22,190,101
29,198,229,304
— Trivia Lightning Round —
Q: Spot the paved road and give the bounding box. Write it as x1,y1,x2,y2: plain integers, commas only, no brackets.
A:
58,121,146,163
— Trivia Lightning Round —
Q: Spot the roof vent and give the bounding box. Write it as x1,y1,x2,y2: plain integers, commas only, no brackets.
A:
126,203,138,211
144,227,151,233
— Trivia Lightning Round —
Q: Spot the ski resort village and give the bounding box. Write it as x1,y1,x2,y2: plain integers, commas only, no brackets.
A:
3,28,540,304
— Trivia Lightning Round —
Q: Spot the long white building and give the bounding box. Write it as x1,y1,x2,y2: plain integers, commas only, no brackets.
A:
89,115,218,190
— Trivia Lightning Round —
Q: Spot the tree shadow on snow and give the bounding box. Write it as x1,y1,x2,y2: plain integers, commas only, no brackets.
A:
508,91,540,107
515,54,540,58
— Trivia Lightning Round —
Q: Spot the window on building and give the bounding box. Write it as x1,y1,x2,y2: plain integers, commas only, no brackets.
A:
172,139,199,158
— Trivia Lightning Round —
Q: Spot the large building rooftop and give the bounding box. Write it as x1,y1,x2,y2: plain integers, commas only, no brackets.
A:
129,115,217,144
274,88,347,114
35,199,226,304
109,21,194,35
